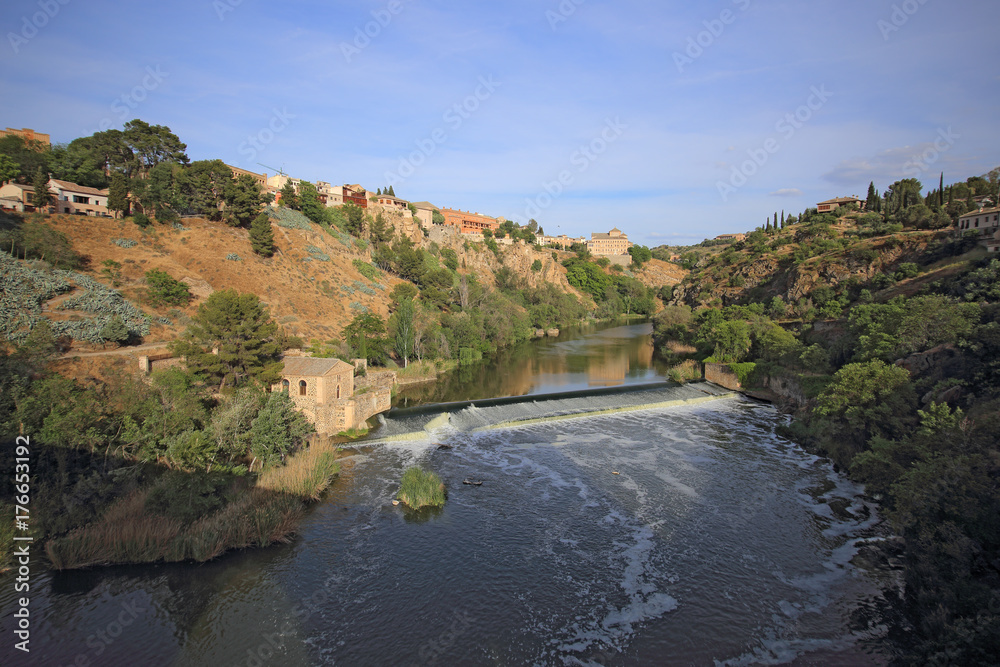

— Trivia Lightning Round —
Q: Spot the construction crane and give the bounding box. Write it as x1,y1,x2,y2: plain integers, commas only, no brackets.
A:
257,163,286,177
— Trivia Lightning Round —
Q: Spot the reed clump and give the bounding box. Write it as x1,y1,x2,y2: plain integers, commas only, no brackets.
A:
396,467,446,509
45,443,341,569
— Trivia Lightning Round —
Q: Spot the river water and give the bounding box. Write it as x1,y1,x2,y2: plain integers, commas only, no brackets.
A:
0,322,896,666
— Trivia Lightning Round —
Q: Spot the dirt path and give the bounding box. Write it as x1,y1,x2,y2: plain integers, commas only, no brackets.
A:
60,341,174,359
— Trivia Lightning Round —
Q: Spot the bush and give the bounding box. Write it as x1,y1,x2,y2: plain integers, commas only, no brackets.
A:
133,212,151,228
145,269,192,307
396,467,446,509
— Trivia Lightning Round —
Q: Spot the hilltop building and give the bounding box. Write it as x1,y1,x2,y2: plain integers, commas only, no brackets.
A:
0,178,110,216
816,196,863,213
376,193,409,212
539,234,586,249
410,201,439,229
715,233,746,242
957,206,1000,254
272,357,391,434
440,208,501,235
587,227,632,257
957,206,1000,237
226,165,267,188
0,127,50,147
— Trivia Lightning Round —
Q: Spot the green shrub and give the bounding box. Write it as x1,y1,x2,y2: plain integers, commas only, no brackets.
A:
133,212,151,228
353,259,381,281
396,467,446,509
145,269,192,306
729,362,757,387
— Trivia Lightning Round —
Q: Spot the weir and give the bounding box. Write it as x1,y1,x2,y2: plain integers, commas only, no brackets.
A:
367,381,737,442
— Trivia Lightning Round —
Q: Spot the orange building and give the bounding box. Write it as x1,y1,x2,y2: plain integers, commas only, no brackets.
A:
440,208,500,234
0,127,50,147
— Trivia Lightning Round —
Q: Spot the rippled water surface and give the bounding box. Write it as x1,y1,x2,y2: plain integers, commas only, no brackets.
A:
1,396,893,666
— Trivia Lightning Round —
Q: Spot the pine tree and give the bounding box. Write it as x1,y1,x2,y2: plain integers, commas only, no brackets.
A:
249,212,275,257
32,168,51,213
279,180,298,210
170,289,284,391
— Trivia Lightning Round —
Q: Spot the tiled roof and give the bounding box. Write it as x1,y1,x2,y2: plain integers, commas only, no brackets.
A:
410,201,439,210
49,179,109,197
282,356,353,377
958,206,1000,218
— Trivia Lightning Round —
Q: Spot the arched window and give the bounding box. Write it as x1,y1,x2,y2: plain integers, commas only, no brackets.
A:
281,379,289,392
299,380,307,396
336,384,341,399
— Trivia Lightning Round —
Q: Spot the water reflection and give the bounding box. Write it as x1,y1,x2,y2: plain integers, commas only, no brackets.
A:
395,319,665,407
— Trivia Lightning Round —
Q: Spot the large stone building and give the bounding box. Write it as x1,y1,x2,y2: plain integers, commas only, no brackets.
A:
440,208,501,234
587,227,632,257
226,165,268,188
272,357,392,434
0,127,50,146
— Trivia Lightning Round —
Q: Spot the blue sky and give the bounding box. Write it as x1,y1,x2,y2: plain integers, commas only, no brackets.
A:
3,0,999,245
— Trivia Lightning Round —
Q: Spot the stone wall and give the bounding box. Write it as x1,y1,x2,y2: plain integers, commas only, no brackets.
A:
705,363,742,391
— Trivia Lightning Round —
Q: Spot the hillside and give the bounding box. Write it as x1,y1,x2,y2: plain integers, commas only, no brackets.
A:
2,210,637,353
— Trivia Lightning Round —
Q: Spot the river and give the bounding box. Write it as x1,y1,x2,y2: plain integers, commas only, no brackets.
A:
0,321,896,666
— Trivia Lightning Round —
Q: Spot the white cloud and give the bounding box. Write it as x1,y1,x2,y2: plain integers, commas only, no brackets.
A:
768,188,802,197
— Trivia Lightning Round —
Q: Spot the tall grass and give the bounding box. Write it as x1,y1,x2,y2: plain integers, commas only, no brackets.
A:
397,467,446,509
46,443,341,569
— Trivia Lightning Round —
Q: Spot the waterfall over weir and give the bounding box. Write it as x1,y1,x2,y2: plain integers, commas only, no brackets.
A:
368,381,737,442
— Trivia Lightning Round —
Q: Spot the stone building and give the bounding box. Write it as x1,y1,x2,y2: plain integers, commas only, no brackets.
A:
587,227,631,257
440,208,501,234
271,356,392,434
0,127,50,146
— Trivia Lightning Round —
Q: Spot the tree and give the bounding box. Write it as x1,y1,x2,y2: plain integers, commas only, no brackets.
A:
865,181,879,212
176,160,231,218
389,296,416,368
814,359,916,450
0,153,19,185
108,171,129,218
248,390,313,470
279,179,298,210
249,212,275,257
225,174,263,227
145,269,192,306
342,203,365,236
341,312,389,365
387,185,395,196
628,244,652,268
531,259,542,272
99,314,130,348
170,290,284,390
32,168,51,212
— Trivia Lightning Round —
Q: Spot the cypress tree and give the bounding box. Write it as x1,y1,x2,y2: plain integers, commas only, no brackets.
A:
939,173,944,208
388,185,395,196
249,212,275,257
108,172,129,218
32,168,51,213
377,187,382,195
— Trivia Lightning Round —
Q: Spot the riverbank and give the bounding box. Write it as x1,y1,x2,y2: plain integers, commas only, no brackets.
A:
43,440,344,570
